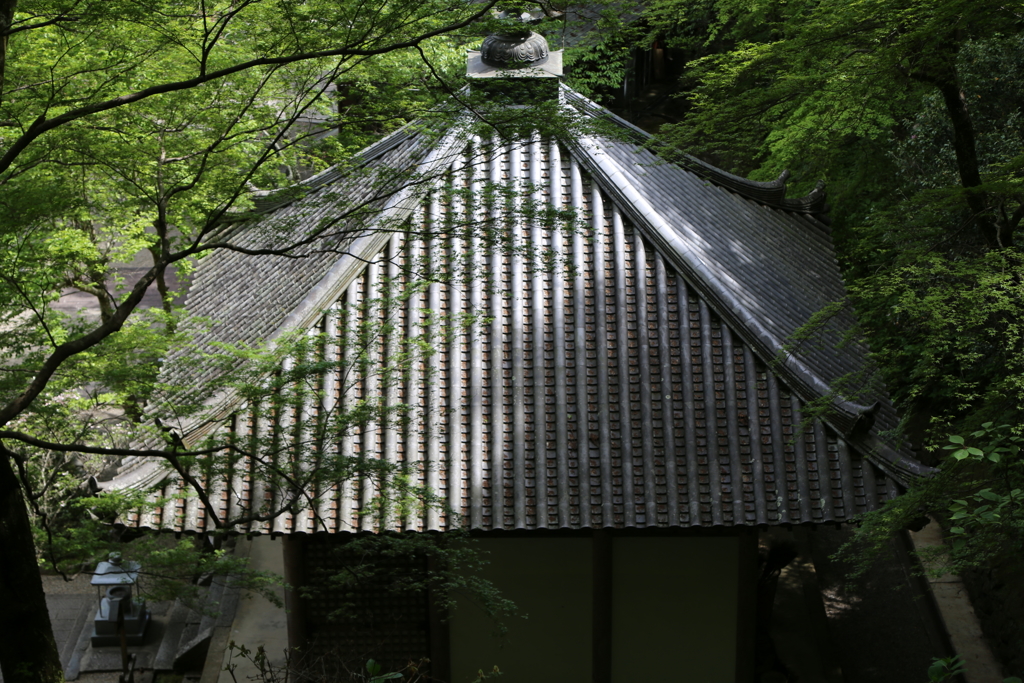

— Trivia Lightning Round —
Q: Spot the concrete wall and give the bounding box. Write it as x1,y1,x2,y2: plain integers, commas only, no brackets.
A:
214,537,289,683
448,535,740,683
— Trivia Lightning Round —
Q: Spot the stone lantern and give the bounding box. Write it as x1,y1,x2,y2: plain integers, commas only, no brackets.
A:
91,552,151,646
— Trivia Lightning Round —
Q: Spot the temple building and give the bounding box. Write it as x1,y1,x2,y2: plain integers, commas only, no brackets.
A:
100,27,929,683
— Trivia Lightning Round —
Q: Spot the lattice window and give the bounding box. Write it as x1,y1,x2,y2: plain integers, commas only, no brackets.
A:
301,536,431,675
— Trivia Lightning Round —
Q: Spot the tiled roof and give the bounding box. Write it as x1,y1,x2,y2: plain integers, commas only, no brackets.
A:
160,128,430,392
105,89,929,533
562,92,921,481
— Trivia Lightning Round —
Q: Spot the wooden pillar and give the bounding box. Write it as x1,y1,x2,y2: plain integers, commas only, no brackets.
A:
737,532,761,683
281,535,307,656
593,529,613,683
652,42,665,83
427,555,451,682
734,531,759,683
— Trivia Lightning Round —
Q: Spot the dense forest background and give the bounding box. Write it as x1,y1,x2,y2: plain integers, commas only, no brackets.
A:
561,0,1024,672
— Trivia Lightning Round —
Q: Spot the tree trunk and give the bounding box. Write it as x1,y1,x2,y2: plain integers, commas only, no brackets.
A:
0,449,64,683
935,79,1011,247
149,236,175,331
0,0,16,105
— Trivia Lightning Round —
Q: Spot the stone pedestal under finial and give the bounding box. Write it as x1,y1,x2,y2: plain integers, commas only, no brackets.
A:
467,29,562,80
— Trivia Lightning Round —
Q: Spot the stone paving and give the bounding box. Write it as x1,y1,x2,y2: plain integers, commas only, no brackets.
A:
0,575,191,683
0,575,95,683
50,595,97,674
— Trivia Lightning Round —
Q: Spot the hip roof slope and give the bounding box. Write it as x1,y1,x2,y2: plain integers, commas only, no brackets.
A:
109,86,931,514
159,131,429,393
563,90,915,466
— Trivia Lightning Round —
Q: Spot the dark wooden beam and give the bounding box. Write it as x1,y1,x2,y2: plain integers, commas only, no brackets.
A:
593,529,613,683
281,535,308,657
734,531,759,683
427,554,452,682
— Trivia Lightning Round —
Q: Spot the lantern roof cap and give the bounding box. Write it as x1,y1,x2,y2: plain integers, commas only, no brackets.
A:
91,559,140,586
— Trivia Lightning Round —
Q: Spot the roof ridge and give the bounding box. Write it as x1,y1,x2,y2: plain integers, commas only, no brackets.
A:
560,85,832,226
250,123,421,214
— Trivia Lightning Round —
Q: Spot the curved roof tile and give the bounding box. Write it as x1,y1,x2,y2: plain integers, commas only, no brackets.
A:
105,87,930,533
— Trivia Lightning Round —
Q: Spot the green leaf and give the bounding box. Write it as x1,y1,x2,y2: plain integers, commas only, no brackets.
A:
950,526,965,534
948,435,965,444
953,449,971,460
967,447,984,456
367,659,381,676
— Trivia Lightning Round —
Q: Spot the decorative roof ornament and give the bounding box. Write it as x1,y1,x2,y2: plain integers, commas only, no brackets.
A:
466,10,562,80
101,53,932,536
480,30,549,68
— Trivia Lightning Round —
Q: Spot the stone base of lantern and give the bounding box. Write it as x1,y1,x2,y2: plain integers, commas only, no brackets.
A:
90,598,151,646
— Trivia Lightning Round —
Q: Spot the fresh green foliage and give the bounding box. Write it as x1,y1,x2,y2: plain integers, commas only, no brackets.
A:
642,0,1013,176
939,425,1024,564
563,5,640,101
0,0,491,451
844,246,1024,436
302,531,517,626
0,0,485,580
836,424,1024,583
928,655,966,683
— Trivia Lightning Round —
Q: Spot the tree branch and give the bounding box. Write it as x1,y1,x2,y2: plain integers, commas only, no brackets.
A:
0,0,498,177
0,429,240,459
2,14,79,37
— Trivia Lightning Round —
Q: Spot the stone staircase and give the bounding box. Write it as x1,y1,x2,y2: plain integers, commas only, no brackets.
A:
153,576,241,673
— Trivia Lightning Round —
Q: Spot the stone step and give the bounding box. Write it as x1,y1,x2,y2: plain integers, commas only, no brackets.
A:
153,600,193,672
171,577,242,674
